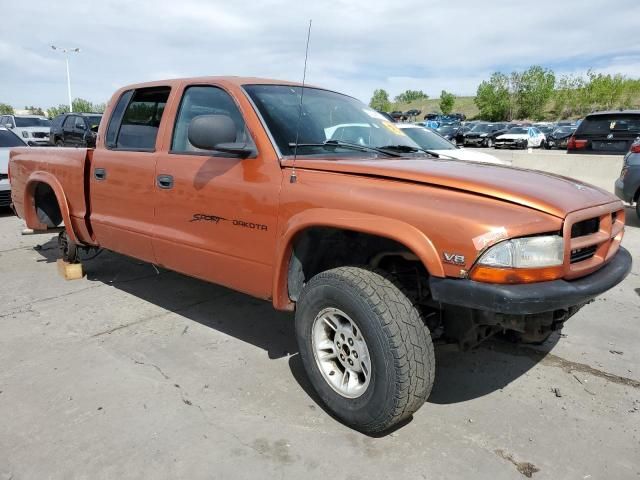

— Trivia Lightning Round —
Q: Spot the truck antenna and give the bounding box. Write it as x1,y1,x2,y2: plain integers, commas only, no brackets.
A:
290,19,312,184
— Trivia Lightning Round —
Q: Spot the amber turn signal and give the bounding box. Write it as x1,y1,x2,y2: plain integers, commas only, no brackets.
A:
469,265,564,284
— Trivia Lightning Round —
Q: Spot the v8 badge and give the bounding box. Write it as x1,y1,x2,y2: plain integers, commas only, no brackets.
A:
443,252,466,266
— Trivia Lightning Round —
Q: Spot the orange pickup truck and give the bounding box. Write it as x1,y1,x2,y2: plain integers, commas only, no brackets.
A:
8,77,632,433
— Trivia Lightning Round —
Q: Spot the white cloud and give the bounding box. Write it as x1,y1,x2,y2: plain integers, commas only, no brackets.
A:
1,0,639,108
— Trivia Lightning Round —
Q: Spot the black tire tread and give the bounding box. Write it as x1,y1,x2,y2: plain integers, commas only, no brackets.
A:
300,266,435,433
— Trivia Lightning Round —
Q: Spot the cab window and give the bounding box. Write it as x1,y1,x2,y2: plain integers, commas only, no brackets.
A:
171,85,253,154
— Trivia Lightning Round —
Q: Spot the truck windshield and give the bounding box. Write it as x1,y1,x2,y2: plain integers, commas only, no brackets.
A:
243,85,422,157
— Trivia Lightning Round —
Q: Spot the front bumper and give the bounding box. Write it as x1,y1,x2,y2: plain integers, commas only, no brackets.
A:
429,247,632,315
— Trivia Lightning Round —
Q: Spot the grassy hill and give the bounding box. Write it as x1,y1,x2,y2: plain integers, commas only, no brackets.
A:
392,96,479,119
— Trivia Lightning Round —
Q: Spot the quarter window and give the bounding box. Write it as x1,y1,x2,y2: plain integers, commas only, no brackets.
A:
171,85,253,154
106,87,170,151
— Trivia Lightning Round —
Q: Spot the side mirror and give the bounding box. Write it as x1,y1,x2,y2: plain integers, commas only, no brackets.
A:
7,123,14,129
187,115,254,158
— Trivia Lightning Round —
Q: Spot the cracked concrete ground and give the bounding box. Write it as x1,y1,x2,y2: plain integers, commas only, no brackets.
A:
0,207,639,480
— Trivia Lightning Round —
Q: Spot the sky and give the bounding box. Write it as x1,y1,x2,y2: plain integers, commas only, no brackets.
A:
2,0,640,110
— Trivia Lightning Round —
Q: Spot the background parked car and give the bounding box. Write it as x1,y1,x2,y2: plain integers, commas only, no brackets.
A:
434,124,460,142
463,122,509,147
495,126,546,149
397,124,509,165
0,115,50,146
50,113,103,147
615,138,640,219
546,125,577,149
0,127,27,208
568,111,640,155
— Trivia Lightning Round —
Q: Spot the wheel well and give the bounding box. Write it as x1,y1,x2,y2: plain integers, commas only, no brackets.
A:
33,182,62,227
287,227,429,302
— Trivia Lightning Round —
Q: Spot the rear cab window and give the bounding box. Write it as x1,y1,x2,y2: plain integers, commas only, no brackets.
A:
105,86,170,151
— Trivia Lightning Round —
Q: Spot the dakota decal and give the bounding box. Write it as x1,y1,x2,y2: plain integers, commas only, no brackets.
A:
190,213,268,231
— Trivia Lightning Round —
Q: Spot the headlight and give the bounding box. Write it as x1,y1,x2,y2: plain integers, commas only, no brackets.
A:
480,133,487,137
478,236,564,268
471,235,565,284
22,131,30,138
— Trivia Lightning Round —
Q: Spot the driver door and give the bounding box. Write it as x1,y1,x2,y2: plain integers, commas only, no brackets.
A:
152,83,281,299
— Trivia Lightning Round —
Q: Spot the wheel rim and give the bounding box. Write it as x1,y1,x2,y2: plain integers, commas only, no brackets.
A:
311,307,371,399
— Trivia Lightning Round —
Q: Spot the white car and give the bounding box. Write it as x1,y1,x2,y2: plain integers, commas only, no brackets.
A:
0,114,51,146
495,126,546,149
0,127,27,208
397,123,510,165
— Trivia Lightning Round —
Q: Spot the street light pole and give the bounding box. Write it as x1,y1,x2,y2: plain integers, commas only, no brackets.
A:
51,46,80,113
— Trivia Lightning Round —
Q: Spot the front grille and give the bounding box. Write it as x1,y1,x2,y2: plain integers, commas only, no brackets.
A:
570,245,597,263
562,205,625,279
32,132,48,138
0,190,11,207
571,218,599,238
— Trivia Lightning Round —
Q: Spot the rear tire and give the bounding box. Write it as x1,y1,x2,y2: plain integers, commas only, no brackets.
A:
295,266,435,434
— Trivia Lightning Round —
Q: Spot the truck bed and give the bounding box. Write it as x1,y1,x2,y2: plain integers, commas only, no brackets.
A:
9,147,93,243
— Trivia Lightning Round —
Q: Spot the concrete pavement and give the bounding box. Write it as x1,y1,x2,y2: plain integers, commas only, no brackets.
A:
0,207,639,479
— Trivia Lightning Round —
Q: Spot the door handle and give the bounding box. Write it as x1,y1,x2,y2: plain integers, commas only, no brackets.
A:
157,174,174,189
94,168,107,180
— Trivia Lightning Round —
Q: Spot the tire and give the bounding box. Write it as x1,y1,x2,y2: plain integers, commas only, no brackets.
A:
58,231,79,263
539,140,546,149
486,138,494,148
636,200,640,220
55,139,64,147
295,266,434,434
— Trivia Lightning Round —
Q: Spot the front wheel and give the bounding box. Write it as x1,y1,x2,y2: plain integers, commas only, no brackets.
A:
296,266,435,434
485,138,494,148
55,139,64,147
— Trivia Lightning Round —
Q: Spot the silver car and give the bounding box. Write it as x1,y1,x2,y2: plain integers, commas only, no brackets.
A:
0,115,51,146
0,127,27,208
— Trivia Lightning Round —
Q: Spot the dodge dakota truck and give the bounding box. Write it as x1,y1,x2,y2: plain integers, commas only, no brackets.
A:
8,77,632,433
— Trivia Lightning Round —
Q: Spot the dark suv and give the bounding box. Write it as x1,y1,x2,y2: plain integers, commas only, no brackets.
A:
568,111,640,154
615,139,640,219
50,113,102,147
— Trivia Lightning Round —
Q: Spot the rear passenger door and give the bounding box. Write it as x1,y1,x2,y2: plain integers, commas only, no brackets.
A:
90,86,172,263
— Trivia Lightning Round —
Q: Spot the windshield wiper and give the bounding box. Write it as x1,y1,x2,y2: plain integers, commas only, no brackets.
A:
288,140,403,157
379,144,439,157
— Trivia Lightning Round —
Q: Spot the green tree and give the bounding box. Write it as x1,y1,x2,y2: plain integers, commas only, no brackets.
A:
24,106,45,116
514,66,555,120
46,98,106,119
474,72,510,121
439,90,455,115
0,103,14,115
47,104,70,119
369,89,392,112
394,89,428,104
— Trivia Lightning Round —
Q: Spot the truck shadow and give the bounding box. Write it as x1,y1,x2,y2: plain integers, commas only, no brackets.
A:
33,237,557,415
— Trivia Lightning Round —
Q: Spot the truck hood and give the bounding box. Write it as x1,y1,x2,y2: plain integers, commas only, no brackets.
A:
283,157,618,218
